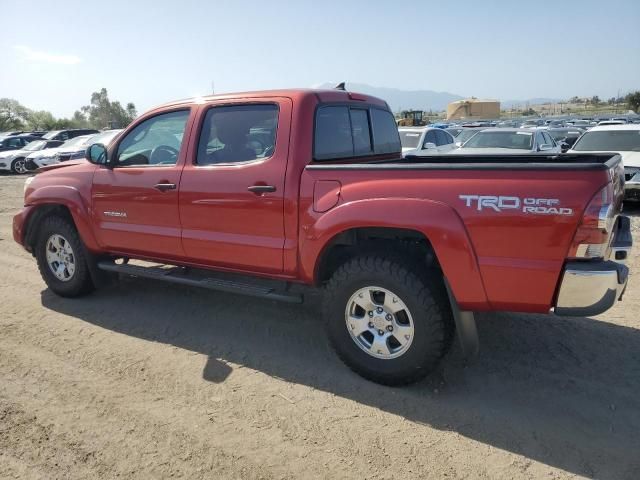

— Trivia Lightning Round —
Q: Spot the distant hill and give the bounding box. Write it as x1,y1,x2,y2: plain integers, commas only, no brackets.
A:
316,83,565,112
316,82,463,112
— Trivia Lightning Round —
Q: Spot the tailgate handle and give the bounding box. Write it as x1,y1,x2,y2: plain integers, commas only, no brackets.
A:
248,185,276,194
154,182,177,192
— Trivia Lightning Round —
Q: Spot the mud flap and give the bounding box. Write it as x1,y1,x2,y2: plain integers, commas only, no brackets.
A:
444,279,479,359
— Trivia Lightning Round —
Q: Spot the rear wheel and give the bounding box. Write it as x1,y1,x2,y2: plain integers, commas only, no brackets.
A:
35,216,95,297
10,157,27,174
324,255,453,386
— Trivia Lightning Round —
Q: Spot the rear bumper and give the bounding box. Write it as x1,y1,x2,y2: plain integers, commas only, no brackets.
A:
555,215,632,316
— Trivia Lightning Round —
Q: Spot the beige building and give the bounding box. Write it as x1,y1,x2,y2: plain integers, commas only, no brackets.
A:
447,98,500,120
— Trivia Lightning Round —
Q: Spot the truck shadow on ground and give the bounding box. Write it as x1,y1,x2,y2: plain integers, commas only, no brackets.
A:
42,271,640,479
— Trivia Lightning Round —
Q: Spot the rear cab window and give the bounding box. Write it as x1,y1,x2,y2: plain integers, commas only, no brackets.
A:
314,105,400,160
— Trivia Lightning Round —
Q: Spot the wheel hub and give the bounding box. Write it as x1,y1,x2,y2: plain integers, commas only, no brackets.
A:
345,286,415,360
45,234,76,282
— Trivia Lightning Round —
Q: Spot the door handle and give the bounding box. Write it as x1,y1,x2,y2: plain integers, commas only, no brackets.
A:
248,185,276,194
154,182,176,192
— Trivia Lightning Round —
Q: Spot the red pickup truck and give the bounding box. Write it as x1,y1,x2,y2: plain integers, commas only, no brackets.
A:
13,88,632,385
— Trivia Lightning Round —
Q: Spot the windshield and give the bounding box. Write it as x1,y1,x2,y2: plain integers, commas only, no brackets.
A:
23,140,46,151
42,130,62,140
89,130,122,146
463,131,533,149
399,131,422,149
572,130,640,151
60,135,94,149
456,129,483,144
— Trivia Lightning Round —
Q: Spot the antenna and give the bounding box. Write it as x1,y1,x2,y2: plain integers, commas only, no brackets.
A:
334,82,346,91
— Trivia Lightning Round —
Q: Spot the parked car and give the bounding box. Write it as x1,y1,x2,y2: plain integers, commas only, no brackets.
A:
521,119,545,128
568,124,640,200
598,120,626,126
0,134,41,152
547,127,584,151
0,139,65,174
25,135,96,171
54,129,123,163
450,128,561,154
14,88,631,386
452,127,486,147
445,127,463,137
398,126,456,156
41,128,99,141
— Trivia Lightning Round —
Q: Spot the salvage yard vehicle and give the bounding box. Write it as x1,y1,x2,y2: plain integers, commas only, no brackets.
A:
13,88,632,386
0,138,64,174
448,127,561,154
568,124,640,200
398,126,456,156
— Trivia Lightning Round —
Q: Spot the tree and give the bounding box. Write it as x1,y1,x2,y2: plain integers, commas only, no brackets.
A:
0,98,30,131
590,95,601,105
26,110,57,130
626,91,640,113
82,88,137,129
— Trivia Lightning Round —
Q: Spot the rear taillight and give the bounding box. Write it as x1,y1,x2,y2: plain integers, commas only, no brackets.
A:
569,185,618,259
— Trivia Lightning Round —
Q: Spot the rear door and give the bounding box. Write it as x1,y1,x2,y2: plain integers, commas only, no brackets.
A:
178,98,292,273
92,108,193,258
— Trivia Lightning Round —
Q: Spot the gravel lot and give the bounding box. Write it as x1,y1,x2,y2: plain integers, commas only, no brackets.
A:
1,172,639,480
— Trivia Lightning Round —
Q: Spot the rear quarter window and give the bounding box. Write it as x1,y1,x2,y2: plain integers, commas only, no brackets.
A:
314,105,400,160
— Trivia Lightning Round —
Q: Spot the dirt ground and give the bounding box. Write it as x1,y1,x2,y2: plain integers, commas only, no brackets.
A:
1,173,639,480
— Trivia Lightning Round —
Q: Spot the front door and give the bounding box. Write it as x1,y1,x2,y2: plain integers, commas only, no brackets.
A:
92,109,192,259
179,99,291,273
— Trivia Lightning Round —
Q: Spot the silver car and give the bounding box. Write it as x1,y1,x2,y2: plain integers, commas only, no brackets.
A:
449,128,562,154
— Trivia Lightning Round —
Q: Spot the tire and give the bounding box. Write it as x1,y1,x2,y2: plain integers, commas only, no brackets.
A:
35,216,95,297
323,255,453,386
10,157,27,175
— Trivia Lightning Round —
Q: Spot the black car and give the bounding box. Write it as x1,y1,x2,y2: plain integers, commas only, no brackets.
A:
547,128,584,151
0,134,41,152
41,128,99,141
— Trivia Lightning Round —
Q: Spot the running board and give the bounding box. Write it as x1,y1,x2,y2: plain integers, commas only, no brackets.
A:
97,261,303,304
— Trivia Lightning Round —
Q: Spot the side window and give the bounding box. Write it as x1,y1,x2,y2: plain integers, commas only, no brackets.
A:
7,137,22,148
350,109,372,155
314,106,354,160
536,132,545,148
434,129,450,146
60,132,69,141
543,132,555,146
197,104,278,165
117,110,189,167
423,130,438,147
370,108,401,154
442,130,454,144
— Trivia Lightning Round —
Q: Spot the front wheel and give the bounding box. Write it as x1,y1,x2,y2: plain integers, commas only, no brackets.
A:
324,256,453,386
10,157,27,174
35,216,95,297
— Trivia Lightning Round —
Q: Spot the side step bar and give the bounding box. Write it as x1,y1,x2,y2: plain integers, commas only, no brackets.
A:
97,261,303,304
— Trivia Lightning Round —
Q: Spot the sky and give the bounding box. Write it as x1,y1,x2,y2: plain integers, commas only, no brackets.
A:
1,0,639,118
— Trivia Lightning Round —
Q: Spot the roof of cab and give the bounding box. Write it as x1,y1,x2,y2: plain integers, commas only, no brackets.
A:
152,88,390,111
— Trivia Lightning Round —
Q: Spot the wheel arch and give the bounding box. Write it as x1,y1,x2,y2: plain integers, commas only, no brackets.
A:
302,198,489,311
23,187,100,253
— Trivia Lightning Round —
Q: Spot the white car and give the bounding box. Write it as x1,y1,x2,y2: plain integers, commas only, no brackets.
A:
449,127,562,155
25,134,100,170
398,127,456,156
53,129,122,163
568,124,640,200
0,139,65,174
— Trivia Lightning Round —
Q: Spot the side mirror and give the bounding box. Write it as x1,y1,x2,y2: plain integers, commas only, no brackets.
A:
560,142,570,153
86,143,108,165
423,142,437,150
538,144,553,152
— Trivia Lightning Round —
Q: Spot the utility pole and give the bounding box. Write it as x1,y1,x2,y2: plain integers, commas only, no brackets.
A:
211,80,215,95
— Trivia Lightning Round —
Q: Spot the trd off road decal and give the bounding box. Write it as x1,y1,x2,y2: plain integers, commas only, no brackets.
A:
459,195,573,215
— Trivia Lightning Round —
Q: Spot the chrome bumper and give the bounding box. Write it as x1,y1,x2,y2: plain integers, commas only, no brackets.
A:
555,216,632,317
